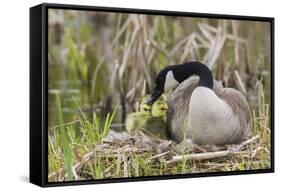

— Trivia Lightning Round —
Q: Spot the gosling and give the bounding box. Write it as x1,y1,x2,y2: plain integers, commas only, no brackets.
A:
126,95,169,139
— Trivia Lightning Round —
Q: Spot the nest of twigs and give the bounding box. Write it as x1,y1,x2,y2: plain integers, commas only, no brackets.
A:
48,132,269,182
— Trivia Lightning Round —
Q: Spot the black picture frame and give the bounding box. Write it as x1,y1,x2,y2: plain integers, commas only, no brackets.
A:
30,3,275,187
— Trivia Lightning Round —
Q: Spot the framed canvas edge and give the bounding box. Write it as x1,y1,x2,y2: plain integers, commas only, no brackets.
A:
41,2,274,21
29,3,275,187
30,4,44,187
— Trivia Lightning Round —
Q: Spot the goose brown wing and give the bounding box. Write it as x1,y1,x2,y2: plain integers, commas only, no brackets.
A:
217,88,252,139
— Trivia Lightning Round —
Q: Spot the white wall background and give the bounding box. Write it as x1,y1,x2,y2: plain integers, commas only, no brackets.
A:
0,0,279,190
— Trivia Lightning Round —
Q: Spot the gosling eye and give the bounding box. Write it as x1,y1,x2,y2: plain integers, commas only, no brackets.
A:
160,108,167,111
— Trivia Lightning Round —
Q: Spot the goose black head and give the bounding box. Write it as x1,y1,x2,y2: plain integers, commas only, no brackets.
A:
147,66,180,105
146,62,213,105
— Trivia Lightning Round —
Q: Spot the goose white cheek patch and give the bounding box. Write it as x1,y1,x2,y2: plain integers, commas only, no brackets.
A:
164,71,179,92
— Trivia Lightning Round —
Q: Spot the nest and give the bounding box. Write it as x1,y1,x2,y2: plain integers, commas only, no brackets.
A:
48,132,269,181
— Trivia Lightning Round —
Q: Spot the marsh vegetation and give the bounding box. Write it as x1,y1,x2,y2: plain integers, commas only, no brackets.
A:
47,9,271,182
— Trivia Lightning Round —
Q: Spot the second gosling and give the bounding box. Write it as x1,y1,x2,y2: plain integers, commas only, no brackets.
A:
126,95,169,139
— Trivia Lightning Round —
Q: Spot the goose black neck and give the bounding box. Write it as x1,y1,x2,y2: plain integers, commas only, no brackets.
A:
174,62,213,89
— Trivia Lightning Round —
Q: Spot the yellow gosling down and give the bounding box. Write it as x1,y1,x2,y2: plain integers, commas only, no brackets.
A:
126,101,151,133
126,95,169,139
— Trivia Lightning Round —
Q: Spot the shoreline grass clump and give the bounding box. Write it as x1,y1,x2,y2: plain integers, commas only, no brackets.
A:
48,96,117,181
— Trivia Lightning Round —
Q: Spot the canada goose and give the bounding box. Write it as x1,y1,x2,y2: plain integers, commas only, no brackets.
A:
147,62,251,145
167,76,226,142
126,95,169,139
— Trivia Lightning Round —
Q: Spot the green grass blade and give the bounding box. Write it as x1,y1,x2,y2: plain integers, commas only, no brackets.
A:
55,93,74,180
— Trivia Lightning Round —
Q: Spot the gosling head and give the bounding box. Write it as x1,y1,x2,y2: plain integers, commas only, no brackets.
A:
140,102,151,115
151,100,168,117
139,95,151,114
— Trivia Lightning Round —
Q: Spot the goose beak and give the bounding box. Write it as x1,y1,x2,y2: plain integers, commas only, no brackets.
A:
146,91,162,105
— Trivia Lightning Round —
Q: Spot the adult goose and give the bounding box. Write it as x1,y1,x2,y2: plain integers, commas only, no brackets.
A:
147,62,251,145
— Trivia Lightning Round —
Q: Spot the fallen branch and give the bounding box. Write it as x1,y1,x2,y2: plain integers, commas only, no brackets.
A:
149,151,170,160
167,136,260,164
167,150,248,164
